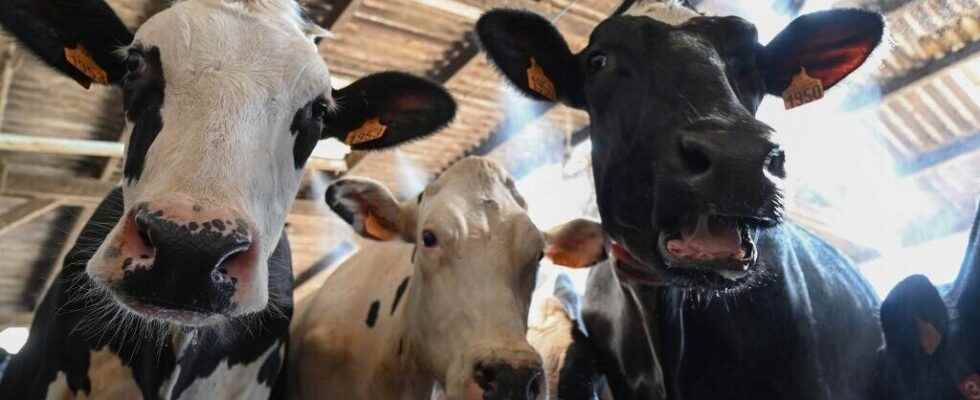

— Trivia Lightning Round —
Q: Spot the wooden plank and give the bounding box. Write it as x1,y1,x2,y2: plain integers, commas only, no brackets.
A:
0,169,333,218
0,198,60,237
0,133,347,172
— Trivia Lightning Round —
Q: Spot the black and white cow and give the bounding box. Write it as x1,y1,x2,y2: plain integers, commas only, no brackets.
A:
477,0,885,398
0,0,455,398
873,205,980,400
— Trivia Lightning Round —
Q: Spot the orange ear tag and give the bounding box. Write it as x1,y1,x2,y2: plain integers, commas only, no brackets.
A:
782,67,824,110
64,45,109,87
345,117,388,145
915,318,942,355
526,57,557,101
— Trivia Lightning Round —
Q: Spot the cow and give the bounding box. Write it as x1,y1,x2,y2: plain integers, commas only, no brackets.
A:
289,156,608,400
873,205,980,400
0,0,455,398
476,0,886,398
526,273,609,400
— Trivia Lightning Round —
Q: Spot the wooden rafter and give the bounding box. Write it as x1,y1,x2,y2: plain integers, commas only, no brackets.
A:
0,169,334,219
0,198,60,237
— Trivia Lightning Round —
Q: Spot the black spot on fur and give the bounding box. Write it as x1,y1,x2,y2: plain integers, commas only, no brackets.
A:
391,277,410,315
291,96,325,169
366,300,380,328
256,343,282,386
122,46,165,184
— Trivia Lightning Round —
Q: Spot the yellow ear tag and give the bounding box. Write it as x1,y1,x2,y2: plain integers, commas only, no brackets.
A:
526,57,557,101
64,45,109,87
782,67,824,110
345,117,388,145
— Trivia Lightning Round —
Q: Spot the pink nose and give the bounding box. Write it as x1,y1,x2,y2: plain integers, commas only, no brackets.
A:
112,198,256,314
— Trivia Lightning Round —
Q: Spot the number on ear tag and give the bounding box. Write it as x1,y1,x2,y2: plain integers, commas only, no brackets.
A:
782,67,824,110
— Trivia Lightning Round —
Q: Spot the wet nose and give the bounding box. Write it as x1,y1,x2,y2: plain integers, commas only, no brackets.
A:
474,361,544,400
677,135,785,182
114,199,255,313
133,206,252,273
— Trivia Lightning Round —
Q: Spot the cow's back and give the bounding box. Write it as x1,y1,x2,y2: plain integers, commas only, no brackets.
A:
289,240,419,399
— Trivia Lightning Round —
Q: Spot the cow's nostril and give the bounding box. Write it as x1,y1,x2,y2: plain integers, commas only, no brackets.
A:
679,138,712,175
765,148,787,178
526,370,543,399
474,362,498,394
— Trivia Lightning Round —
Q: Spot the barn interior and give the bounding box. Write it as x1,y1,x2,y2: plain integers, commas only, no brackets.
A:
0,0,977,354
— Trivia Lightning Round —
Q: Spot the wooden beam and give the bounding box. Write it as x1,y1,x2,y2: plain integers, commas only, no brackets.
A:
899,131,980,176
0,198,60,236
321,0,365,29
0,169,333,218
0,133,347,172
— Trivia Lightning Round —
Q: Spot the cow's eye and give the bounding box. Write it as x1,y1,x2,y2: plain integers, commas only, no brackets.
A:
125,52,143,75
421,230,438,248
588,52,608,73
312,96,328,120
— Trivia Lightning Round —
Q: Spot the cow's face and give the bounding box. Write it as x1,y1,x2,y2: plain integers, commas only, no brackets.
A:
326,156,606,400
3,0,455,325
477,2,883,291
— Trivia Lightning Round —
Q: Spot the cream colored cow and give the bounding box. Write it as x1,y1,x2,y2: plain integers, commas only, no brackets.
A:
290,156,606,400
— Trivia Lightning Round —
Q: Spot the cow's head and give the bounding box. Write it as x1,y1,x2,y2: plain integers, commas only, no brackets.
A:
326,156,606,400
3,0,455,325
874,275,966,400
476,1,883,291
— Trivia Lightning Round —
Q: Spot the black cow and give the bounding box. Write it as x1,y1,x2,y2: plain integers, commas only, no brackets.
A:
476,0,885,398
873,205,980,400
0,0,454,398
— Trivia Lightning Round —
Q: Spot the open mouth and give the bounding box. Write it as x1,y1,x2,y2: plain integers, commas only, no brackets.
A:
657,214,763,279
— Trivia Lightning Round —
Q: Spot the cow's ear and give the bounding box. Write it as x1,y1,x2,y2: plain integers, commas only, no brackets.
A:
326,177,416,242
880,275,949,358
476,9,585,108
544,219,607,268
322,72,456,150
0,0,134,88
763,9,884,96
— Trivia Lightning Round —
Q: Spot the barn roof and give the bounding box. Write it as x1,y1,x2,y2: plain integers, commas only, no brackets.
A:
0,0,977,327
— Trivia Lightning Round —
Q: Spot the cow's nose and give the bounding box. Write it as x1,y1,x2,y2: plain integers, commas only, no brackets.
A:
133,206,252,275
474,361,544,400
112,199,256,315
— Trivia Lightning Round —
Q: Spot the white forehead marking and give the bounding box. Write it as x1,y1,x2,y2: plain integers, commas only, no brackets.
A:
624,0,700,25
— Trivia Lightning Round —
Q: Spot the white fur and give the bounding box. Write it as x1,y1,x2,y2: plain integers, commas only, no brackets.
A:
87,0,333,315
623,0,699,25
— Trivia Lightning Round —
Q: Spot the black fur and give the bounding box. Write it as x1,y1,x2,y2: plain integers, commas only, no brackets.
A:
477,5,885,399
322,72,457,149
0,188,293,399
873,205,980,400
365,300,381,328
391,277,410,315
291,96,327,169
122,46,166,183
0,0,133,86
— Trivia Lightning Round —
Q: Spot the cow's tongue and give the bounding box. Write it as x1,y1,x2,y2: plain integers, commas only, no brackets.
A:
666,215,745,260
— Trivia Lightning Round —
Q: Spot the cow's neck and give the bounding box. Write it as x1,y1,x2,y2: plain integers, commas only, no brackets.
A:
369,275,437,394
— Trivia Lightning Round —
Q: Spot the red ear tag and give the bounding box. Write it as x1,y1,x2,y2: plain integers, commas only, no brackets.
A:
961,374,980,400
64,45,109,87
526,57,557,101
345,118,388,145
782,67,824,110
